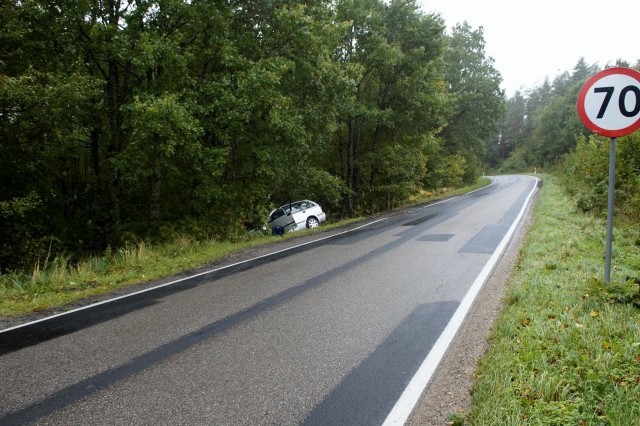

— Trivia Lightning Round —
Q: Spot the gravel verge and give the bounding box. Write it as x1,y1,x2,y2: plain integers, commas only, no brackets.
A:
408,190,537,425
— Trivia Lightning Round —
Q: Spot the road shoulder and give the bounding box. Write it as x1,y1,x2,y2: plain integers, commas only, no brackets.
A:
408,188,538,425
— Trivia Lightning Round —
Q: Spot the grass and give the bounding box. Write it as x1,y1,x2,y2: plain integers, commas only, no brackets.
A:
0,220,359,317
0,178,490,317
7,174,637,423
465,175,640,425
407,177,491,206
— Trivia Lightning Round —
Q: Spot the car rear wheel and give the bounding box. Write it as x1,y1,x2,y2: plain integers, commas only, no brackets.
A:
306,216,320,229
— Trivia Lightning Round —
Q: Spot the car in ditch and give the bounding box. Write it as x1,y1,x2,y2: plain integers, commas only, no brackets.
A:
267,200,326,233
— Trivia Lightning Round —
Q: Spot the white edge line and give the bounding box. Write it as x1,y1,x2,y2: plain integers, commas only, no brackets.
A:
0,179,496,334
382,176,539,426
418,178,496,210
0,218,389,334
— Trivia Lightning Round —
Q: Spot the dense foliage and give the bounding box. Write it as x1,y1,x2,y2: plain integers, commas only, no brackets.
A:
490,58,640,224
0,0,503,270
563,133,640,222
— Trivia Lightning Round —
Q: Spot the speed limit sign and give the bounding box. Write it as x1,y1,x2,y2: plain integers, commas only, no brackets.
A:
576,67,640,284
577,67,640,137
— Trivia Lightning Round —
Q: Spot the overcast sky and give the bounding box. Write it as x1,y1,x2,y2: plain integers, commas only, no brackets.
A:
417,0,640,97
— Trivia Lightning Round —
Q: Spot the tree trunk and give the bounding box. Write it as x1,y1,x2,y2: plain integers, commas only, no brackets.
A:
150,172,161,233
150,134,162,233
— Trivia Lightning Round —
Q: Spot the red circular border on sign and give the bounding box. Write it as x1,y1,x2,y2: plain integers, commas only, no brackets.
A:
576,67,640,138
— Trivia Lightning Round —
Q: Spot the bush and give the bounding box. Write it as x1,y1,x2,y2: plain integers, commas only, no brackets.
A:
561,133,640,221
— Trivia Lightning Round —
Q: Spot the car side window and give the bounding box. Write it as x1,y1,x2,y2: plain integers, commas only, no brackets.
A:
270,208,285,221
290,202,301,213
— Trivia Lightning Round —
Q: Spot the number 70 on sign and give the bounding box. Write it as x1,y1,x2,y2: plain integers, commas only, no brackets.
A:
577,67,640,138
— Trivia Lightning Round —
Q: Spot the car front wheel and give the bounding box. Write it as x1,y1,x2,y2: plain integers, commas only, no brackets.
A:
306,216,320,229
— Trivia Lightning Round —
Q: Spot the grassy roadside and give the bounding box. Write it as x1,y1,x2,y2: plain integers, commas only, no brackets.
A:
462,176,640,425
0,220,356,317
0,178,491,318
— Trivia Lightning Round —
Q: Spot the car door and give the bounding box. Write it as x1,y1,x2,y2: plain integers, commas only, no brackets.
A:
268,203,295,230
289,202,307,230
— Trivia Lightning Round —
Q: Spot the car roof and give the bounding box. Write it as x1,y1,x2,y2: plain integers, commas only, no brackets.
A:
279,199,314,206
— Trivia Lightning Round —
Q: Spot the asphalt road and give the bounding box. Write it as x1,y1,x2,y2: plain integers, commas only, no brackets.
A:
0,175,537,425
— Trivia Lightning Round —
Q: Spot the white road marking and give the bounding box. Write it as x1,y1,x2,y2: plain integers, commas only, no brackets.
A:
0,218,388,334
0,180,498,335
382,176,538,426
417,178,496,210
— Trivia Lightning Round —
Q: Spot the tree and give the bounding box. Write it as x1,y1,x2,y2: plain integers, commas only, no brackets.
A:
0,0,535,270
495,58,602,172
329,0,448,213
440,22,504,182
487,90,526,169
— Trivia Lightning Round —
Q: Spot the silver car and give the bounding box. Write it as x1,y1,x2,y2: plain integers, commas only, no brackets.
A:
267,200,327,233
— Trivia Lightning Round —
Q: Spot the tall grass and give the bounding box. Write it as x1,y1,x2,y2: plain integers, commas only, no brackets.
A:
0,219,363,317
467,176,640,425
0,235,269,316
1,179,488,318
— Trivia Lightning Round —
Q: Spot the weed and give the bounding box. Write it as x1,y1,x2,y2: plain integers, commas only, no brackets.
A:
587,277,640,306
447,411,467,425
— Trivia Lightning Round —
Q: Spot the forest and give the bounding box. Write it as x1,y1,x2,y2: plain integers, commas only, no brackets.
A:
0,0,504,270
1,0,638,272
492,57,640,224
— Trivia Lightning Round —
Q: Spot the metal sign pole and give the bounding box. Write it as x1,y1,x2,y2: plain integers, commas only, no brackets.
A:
604,137,616,284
